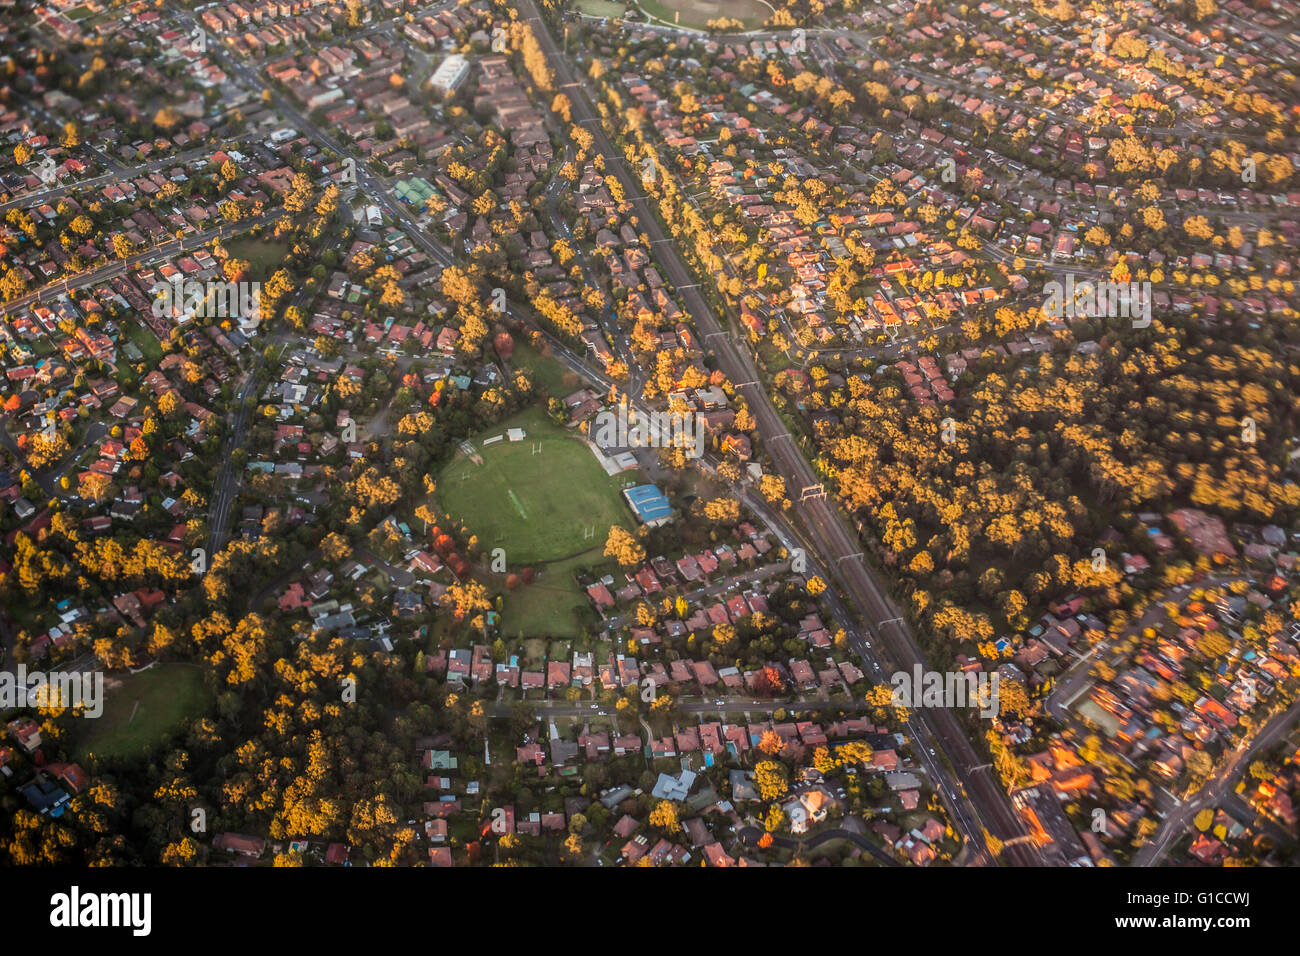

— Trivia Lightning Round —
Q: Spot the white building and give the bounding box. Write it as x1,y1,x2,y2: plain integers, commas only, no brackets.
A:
429,54,470,96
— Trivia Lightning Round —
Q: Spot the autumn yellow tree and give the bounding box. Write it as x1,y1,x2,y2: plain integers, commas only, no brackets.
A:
648,800,678,832
754,760,788,801
604,525,645,567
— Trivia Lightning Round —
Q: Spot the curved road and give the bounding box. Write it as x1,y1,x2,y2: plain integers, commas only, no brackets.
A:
738,823,902,867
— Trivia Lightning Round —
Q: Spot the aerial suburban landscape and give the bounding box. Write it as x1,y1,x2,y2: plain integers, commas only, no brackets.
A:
0,0,1297,882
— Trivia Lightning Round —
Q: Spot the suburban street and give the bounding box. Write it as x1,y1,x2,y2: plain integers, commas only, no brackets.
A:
1134,697,1300,866
0,144,214,214
0,211,276,318
204,352,265,558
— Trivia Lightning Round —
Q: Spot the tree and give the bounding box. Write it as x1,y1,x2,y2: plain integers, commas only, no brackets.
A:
603,525,645,567
322,532,351,563
440,265,478,306
701,498,740,523
444,580,491,623
812,747,838,774
1197,630,1230,658
758,474,788,507
1186,750,1212,782
998,678,1029,716
984,828,1004,858
754,760,788,801
24,431,68,469
153,106,183,129
158,391,183,417
648,800,678,832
